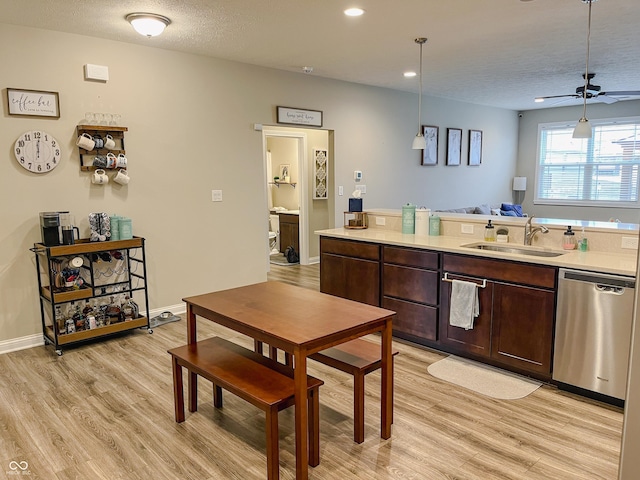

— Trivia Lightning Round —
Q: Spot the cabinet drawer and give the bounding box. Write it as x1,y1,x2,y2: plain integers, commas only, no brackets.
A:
320,237,380,261
383,264,438,305
383,246,438,269
443,254,556,289
279,213,299,224
383,296,437,341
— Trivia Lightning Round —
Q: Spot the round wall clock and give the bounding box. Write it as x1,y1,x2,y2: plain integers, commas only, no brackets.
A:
14,130,61,174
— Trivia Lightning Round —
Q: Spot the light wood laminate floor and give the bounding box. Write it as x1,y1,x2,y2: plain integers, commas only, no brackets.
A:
0,263,622,479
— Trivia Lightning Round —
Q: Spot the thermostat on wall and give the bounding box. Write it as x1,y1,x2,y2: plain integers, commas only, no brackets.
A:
84,64,109,82
354,170,362,181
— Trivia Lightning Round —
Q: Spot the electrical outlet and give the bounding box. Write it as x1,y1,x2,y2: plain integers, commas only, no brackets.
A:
621,236,638,249
461,224,474,234
376,217,386,226
211,190,223,202
355,185,366,194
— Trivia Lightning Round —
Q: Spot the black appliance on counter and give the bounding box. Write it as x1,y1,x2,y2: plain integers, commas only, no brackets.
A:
39,211,69,247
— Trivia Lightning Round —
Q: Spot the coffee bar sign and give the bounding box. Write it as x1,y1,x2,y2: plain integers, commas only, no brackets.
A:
7,88,60,118
277,106,323,127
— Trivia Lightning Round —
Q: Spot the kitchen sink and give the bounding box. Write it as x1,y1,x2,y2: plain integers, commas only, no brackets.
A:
461,242,566,257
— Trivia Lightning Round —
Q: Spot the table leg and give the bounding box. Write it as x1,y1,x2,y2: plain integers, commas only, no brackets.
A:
293,348,309,479
381,317,393,439
186,303,198,412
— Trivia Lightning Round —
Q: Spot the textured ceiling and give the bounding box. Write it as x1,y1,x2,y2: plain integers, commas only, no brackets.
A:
2,0,639,111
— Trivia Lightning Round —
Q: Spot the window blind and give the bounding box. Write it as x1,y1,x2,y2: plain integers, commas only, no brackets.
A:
536,118,640,207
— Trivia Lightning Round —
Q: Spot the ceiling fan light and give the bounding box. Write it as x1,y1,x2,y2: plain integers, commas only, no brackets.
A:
534,97,544,103
573,118,593,138
412,133,426,150
126,13,171,37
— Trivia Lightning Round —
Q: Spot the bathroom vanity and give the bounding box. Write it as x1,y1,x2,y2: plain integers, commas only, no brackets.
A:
279,212,299,254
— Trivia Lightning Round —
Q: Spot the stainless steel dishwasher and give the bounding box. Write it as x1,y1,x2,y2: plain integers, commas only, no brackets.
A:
553,268,635,400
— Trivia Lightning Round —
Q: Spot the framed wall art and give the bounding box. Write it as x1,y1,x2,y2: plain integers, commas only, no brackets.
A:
7,88,60,118
468,129,483,166
279,164,290,182
313,149,328,199
446,128,462,166
420,125,439,166
276,106,323,127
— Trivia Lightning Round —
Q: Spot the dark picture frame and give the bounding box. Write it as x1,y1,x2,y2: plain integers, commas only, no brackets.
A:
276,106,323,127
7,88,60,118
446,128,462,166
468,129,483,166
420,125,439,166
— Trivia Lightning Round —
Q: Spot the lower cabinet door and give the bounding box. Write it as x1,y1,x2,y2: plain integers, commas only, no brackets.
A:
491,282,554,375
320,253,380,306
382,296,437,342
439,278,494,358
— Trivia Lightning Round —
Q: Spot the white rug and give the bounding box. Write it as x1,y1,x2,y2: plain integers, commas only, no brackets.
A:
427,355,542,400
269,253,299,266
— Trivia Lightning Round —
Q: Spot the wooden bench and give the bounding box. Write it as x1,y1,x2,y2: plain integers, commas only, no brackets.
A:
168,336,323,480
310,338,399,444
255,337,399,444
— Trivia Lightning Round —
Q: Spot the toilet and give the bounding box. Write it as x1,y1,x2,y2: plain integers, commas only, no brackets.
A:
268,214,280,254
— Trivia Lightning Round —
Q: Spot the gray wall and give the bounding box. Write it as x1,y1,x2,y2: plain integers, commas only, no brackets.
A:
517,100,640,223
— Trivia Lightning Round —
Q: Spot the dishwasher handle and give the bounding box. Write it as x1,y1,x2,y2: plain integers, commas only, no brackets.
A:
595,284,625,295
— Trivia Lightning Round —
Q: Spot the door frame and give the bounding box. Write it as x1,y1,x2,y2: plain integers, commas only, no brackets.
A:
262,128,309,266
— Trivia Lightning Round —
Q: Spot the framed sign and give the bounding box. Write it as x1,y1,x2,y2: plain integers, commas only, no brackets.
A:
7,88,60,118
446,128,462,166
468,129,483,166
420,125,439,166
277,106,323,127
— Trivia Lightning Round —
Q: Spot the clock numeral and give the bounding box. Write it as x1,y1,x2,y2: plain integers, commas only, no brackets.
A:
34,132,41,139
20,156,25,164
15,147,21,155
55,149,60,156
37,164,42,172
53,158,58,164
51,140,57,147
44,135,49,141
46,163,51,170
25,134,31,141
27,163,32,169
18,140,25,148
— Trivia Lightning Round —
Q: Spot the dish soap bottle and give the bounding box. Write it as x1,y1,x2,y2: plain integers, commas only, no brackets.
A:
484,220,496,242
563,226,577,250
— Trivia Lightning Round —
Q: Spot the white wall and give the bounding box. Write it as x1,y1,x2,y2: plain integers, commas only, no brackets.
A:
517,100,640,223
0,23,517,345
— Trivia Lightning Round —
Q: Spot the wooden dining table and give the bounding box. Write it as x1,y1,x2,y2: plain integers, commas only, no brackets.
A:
183,281,395,479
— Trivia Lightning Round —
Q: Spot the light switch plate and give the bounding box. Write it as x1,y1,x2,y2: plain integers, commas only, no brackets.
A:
338,186,344,196
211,190,223,202
355,185,366,194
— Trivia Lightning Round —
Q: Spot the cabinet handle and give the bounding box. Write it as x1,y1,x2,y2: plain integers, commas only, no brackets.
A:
442,272,487,289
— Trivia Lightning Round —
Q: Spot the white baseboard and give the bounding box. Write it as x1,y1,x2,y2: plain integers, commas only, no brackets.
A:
0,303,187,355
307,256,320,264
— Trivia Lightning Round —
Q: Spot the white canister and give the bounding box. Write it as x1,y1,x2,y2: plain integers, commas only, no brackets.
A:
415,208,431,236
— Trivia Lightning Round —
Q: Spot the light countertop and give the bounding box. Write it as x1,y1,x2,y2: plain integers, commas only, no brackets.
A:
316,228,638,277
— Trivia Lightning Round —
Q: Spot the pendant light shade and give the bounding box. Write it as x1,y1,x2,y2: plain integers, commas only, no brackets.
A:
572,0,594,139
126,13,171,37
412,38,428,150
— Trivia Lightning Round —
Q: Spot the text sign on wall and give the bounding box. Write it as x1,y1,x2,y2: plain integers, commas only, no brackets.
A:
277,106,323,127
7,88,60,118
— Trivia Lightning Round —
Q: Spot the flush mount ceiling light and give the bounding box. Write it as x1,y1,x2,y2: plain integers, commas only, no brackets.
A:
404,71,417,78
126,13,171,37
573,0,596,139
344,8,365,17
412,37,428,150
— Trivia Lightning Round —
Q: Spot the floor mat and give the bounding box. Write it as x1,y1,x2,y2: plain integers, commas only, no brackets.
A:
269,253,299,266
427,355,542,400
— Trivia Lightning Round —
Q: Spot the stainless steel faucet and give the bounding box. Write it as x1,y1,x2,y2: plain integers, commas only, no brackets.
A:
524,216,549,245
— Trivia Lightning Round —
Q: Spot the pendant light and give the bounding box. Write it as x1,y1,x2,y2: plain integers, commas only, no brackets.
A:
573,0,595,139
412,38,428,149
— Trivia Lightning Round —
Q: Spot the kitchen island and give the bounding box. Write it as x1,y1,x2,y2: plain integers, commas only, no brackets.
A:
317,225,637,383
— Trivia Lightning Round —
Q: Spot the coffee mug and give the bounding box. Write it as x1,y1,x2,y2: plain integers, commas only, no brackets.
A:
113,169,130,185
104,135,116,150
76,132,95,150
116,154,127,169
105,153,117,169
93,136,104,149
92,169,109,184
93,155,107,168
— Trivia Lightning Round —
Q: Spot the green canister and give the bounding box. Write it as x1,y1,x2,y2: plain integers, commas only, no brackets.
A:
110,215,121,241
402,204,416,234
429,214,440,236
119,218,133,240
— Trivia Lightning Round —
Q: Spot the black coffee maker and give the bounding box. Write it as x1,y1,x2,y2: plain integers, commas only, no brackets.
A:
39,211,68,246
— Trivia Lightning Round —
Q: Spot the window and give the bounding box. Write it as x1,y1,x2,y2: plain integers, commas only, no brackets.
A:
535,117,640,208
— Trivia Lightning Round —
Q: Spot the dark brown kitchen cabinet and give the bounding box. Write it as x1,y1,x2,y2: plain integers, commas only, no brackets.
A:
279,213,299,254
320,237,380,306
382,246,439,344
440,253,556,378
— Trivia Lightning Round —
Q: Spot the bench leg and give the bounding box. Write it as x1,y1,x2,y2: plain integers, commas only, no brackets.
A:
171,356,185,423
188,370,198,413
265,405,280,480
354,372,365,444
213,383,223,408
308,387,320,467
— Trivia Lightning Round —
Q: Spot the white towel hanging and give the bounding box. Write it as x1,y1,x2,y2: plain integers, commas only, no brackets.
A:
449,279,480,330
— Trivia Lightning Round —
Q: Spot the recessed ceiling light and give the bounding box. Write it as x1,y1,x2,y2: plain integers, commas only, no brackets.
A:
344,8,365,17
404,71,417,78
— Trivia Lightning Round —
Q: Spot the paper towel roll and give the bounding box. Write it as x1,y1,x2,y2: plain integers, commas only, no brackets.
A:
415,208,431,236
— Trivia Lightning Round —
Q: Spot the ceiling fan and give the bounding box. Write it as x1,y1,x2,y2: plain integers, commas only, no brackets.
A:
535,73,640,105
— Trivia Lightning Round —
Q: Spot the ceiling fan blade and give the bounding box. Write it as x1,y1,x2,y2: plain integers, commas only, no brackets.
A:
598,95,619,105
536,94,580,100
600,90,640,97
